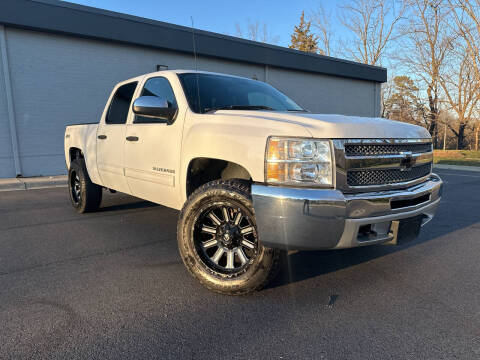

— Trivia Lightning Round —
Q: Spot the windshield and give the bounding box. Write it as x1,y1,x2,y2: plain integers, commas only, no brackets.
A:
178,73,304,114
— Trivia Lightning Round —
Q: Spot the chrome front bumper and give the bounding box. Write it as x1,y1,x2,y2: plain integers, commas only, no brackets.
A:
251,174,443,250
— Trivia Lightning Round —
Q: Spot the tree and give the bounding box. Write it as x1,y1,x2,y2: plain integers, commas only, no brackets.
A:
384,75,427,125
475,122,480,150
235,20,279,44
399,0,453,148
440,50,480,149
450,1,480,82
289,11,319,53
448,0,480,149
381,78,395,118
339,0,405,65
310,4,334,56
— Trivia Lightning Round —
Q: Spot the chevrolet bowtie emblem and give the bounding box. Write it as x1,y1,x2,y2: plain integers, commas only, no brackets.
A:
399,151,415,171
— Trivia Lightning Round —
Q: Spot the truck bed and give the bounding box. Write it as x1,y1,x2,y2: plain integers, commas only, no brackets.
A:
66,122,98,126
64,123,100,185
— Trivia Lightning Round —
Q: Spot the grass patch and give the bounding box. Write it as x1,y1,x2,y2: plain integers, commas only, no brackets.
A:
433,150,480,167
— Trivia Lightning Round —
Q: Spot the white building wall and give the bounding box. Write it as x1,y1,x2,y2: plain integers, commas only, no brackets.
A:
2,27,381,178
0,27,15,178
267,67,378,117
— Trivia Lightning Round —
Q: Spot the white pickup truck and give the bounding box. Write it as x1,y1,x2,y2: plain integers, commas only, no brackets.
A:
65,70,443,295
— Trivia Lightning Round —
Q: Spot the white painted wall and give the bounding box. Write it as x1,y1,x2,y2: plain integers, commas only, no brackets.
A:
0,27,381,178
0,27,15,178
268,67,378,116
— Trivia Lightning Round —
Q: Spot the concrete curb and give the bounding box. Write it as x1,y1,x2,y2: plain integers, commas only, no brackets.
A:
0,178,25,191
434,164,480,172
0,175,67,192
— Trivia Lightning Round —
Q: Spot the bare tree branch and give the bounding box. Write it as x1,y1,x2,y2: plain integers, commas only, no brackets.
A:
444,0,480,148
309,4,335,56
395,0,455,147
234,19,279,44
338,0,406,65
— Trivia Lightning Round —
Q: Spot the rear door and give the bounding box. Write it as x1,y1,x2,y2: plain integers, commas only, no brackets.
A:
96,81,138,194
124,75,183,208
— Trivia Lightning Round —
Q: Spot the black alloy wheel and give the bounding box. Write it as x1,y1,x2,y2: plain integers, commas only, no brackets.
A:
194,203,258,276
70,170,82,205
68,159,102,213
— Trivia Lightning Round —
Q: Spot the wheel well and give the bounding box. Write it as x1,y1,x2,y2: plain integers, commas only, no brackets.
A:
69,148,84,163
186,158,252,197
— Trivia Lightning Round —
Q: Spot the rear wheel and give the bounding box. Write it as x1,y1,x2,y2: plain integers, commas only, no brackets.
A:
178,180,280,295
68,159,102,213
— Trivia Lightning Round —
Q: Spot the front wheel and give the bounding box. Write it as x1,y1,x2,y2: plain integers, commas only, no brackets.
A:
178,180,280,295
68,159,102,213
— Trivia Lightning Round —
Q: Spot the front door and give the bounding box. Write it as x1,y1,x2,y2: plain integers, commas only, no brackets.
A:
124,76,182,208
96,81,138,194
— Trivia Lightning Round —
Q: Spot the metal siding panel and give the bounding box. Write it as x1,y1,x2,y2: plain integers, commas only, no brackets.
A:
195,58,265,81
4,28,265,177
375,82,382,117
268,67,377,117
0,29,15,178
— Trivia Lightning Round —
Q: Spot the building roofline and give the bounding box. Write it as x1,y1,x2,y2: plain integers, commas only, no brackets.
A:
0,0,387,83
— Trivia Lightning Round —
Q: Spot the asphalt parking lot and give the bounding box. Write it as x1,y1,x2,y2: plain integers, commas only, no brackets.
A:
0,169,479,359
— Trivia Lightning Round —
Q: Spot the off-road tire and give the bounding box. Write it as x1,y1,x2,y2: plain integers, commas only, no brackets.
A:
178,180,280,295
68,159,102,213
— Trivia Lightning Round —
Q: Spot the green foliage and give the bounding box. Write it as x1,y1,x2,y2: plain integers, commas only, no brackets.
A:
289,11,319,53
390,76,419,105
384,75,426,126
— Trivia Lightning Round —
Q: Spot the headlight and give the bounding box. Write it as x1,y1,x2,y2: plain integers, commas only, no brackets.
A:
265,137,333,186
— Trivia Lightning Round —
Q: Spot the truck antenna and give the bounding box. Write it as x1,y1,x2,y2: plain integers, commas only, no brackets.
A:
191,16,201,112
191,16,198,72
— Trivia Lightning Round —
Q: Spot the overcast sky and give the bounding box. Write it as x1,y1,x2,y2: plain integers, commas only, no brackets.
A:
63,0,338,48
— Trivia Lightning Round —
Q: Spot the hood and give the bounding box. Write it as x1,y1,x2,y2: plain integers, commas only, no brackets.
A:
212,110,431,139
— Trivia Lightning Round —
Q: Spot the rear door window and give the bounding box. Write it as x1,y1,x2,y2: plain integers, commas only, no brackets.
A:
106,82,138,124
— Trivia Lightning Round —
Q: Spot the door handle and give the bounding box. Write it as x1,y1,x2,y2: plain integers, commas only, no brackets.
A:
126,136,139,142
97,135,107,140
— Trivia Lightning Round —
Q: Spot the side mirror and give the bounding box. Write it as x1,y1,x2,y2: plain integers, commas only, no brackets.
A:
132,96,177,124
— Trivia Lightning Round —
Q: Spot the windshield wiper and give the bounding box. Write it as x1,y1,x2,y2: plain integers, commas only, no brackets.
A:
204,105,274,113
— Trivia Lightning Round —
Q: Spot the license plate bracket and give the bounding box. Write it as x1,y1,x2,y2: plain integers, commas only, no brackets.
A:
388,215,424,245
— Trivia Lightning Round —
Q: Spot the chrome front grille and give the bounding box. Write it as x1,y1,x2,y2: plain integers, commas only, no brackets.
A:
345,143,432,157
333,139,433,192
347,163,432,186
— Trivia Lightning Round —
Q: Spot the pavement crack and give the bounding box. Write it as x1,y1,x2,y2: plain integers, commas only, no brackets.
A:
326,294,339,308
